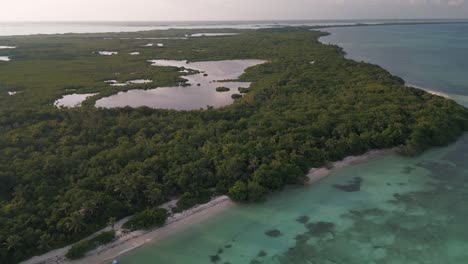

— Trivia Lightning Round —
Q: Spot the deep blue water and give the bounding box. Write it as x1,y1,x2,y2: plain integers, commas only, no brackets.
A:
321,23,468,106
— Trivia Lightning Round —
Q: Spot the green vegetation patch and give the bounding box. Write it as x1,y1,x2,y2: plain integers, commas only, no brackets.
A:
65,230,115,260
122,208,168,230
173,190,213,213
238,87,251,93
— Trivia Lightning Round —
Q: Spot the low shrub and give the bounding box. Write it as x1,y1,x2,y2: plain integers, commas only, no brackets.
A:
65,230,115,260
122,208,168,230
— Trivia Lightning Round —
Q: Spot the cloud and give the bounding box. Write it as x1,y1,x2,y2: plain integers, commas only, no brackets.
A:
423,0,465,5
335,0,465,6
446,0,465,6
402,0,465,5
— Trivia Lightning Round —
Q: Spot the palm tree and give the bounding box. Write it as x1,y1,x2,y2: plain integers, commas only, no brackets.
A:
144,184,163,205
113,177,135,202
57,202,72,216
65,212,85,233
5,235,22,251
38,234,52,250
80,200,97,218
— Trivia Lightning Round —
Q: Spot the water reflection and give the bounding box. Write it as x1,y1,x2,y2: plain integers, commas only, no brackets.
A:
98,51,118,56
142,43,164,47
104,79,153,87
95,60,265,110
190,33,240,37
54,93,98,108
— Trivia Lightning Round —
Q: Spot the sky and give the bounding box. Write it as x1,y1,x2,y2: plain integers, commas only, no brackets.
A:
1,0,468,21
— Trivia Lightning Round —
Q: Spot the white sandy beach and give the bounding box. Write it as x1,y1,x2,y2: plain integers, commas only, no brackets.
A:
81,197,233,264
22,197,234,264
408,83,451,99
23,148,395,264
425,89,450,98
307,148,396,184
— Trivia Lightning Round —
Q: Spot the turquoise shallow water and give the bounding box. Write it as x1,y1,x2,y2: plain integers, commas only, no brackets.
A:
321,23,468,106
118,24,468,264
119,137,468,264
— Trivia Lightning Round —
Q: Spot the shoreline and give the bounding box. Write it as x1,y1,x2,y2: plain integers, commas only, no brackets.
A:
407,83,451,99
23,148,395,264
21,196,234,264
307,148,397,184
80,196,234,264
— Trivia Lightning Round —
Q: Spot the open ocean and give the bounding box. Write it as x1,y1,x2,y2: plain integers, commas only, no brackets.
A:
0,20,465,36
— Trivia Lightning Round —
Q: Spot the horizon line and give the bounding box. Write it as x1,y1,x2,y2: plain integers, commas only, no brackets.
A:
0,18,467,23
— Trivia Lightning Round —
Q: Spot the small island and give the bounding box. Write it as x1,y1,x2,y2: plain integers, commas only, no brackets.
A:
231,94,242,99
216,86,231,92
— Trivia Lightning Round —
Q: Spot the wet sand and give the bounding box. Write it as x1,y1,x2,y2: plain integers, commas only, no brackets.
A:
408,83,451,99
83,197,234,264
307,148,397,184
21,197,234,264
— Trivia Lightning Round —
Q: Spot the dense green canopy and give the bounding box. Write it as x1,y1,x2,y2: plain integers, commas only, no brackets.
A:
0,27,467,263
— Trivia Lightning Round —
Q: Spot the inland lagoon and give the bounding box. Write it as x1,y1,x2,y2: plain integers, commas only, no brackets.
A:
98,51,118,56
190,33,241,37
95,60,265,110
104,79,153,87
54,93,98,108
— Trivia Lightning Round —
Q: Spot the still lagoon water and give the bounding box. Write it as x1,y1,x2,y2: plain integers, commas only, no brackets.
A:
117,23,468,263
96,60,265,110
55,93,98,108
